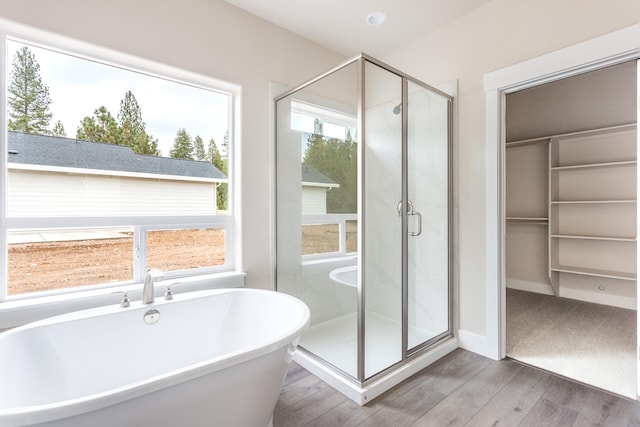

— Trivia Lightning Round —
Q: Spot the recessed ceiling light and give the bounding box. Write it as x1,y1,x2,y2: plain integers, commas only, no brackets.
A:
366,12,387,26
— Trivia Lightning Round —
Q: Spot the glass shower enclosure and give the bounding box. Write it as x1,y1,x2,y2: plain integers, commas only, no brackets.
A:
275,54,452,397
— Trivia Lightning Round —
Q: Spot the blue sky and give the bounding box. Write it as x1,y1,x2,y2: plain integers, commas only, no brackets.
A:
7,40,229,157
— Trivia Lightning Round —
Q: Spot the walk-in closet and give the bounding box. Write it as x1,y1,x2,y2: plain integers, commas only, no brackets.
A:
504,60,638,398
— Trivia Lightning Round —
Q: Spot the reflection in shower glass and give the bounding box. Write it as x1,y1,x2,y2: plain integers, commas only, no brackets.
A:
276,60,360,377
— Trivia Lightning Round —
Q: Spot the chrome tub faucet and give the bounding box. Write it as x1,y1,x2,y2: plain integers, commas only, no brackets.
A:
143,269,164,304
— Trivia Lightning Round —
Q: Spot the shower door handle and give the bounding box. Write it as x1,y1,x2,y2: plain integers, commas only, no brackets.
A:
397,200,422,236
397,200,413,217
408,210,422,236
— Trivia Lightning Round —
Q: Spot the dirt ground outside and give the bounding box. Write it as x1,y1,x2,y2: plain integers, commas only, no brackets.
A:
8,229,225,295
8,223,357,296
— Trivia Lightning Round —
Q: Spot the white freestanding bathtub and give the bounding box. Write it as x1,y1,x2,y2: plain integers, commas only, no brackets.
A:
0,288,310,427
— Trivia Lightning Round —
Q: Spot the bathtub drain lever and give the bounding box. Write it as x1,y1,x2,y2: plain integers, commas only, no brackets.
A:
164,286,173,300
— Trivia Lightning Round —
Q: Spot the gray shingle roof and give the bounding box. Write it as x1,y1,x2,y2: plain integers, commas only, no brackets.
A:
7,131,227,180
301,163,338,186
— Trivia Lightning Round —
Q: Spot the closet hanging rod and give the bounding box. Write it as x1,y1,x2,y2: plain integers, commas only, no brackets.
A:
506,217,548,225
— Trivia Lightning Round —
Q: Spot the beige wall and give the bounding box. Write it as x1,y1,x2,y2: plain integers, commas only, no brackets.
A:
506,61,637,141
1,0,638,345
380,0,640,337
0,0,344,290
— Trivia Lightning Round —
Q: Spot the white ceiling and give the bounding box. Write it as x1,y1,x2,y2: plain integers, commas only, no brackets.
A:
224,0,493,57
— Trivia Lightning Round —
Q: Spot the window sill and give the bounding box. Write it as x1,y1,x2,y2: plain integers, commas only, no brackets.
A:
0,271,245,330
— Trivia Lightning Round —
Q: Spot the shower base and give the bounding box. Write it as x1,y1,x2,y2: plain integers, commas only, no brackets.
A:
294,313,458,405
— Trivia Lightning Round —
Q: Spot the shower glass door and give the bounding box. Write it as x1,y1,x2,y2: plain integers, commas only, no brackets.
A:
406,80,451,352
363,60,403,378
362,60,452,379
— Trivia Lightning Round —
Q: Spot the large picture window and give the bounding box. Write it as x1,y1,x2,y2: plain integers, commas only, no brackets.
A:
1,37,235,300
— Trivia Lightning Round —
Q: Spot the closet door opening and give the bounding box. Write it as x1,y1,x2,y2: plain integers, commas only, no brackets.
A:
504,60,638,399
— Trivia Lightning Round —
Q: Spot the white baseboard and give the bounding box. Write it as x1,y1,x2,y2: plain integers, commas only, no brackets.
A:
458,329,497,359
559,287,636,310
506,278,554,295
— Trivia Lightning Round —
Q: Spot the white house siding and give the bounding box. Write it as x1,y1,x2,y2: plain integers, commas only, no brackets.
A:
301,186,328,215
8,168,217,217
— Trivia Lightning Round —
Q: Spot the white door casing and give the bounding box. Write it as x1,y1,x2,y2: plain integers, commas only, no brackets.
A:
483,24,640,399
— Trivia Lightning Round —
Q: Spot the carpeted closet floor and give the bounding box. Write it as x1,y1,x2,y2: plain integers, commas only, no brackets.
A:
506,288,637,399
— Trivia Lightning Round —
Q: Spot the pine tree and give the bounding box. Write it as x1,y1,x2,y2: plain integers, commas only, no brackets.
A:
303,128,357,213
207,138,222,165
75,92,159,155
117,90,159,155
194,135,207,161
76,106,121,144
51,120,67,137
169,128,194,159
208,138,228,210
8,46,53,134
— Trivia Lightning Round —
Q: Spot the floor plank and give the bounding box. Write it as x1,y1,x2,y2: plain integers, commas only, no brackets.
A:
276,372,329,408
542,374,602,412
282,361,311,387
274,349,640,427
357,383,445,427
466,364,551,426
573,386,640,427
274,385,349,427
303,398,377,427
519,397,579,426
412,358,523,426
396,348,493,396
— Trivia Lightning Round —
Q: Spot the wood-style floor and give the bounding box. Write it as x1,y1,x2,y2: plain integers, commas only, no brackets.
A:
273,349,640,427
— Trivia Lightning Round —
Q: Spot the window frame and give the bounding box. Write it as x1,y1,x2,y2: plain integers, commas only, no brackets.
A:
0,22,241,306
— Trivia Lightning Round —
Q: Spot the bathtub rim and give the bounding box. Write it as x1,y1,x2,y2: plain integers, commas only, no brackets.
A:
0,288,310,426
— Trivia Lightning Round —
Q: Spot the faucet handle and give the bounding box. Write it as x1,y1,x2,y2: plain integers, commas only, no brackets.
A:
147,269,165,282
120,292,131,308
164,282,182,300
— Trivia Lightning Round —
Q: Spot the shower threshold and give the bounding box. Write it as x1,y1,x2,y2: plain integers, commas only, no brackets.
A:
294,313,458,405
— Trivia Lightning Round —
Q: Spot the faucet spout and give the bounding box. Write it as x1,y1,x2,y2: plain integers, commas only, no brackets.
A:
143,269,164,304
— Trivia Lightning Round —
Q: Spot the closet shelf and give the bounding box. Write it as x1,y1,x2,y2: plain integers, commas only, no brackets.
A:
505,137,550,148
551,160,636,171
551,200,636,205
550,234,636,242
550,265,636,281
546,124,638,299
508,124,636,150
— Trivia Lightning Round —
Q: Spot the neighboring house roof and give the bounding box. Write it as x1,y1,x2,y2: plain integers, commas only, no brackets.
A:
7,131,227,180
302,163,339,188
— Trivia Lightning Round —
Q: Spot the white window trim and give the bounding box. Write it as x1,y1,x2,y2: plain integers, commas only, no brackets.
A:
0,19,243,321
291,100,357,130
